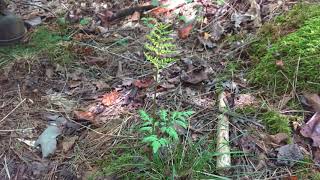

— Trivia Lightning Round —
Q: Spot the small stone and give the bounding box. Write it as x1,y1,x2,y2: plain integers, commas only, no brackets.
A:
277,144,303,167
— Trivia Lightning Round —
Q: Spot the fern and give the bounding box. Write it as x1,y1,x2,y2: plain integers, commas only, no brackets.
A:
144,23,177,70
139,109,194,154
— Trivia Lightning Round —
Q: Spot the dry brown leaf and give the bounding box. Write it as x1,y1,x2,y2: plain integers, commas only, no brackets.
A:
178,23,193,39
181,69,208,84
133,79,154,89
74,111,95,122
102,91,120,106
234,94,256,109
88,103,106,115
283,176,298,180
150,7,169,16
303,93,320,112
300,112,320,147
62,136,78,153
269,133,289,144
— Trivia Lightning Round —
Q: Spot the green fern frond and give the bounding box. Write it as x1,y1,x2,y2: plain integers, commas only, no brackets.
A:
139,110,154,122
144,22,177,70
159,110,168,122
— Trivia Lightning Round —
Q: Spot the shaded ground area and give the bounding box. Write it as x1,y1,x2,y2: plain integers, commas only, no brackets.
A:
0,0,320,179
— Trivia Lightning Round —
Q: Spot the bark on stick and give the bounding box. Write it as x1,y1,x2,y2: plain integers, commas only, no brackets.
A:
216,91,231,169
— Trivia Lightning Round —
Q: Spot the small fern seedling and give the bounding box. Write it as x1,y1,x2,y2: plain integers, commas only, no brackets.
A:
139,109,194,154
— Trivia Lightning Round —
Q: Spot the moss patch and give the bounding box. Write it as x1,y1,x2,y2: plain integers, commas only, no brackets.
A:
0,26,73,67
248,4,320,94
261,111,291,135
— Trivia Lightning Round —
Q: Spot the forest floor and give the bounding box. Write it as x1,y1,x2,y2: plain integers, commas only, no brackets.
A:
0,0,320,179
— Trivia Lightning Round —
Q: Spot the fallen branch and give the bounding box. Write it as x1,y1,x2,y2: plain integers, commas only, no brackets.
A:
216,92,231,169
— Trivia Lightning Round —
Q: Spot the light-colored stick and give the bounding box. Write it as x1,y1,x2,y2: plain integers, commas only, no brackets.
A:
216,92,231,169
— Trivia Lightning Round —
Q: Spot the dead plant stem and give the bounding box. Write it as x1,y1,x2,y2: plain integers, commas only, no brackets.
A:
153,68,158,117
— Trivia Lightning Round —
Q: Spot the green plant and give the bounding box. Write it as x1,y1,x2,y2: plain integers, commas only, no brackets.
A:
144,22,177,113
261,111,291,135
100,138,234,179
139,109,194,154
144,22,177,70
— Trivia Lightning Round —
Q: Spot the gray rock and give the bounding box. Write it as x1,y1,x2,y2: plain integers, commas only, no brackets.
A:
277,144,303,167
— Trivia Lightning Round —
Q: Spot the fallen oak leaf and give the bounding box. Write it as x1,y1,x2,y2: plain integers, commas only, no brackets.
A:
300,112,320,147
303,93,320,112
178,23,193,39
181,68,208,84
269,133,289,145
101,90,120,106
74,111,95,122
150,7,169,16
134,78,154,89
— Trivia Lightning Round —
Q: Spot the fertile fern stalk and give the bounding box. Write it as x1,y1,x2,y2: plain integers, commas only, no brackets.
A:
144,22,177,115
144,23,177,70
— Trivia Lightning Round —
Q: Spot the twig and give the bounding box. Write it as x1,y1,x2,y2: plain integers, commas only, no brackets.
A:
78,42,146,64
223,111,265,129
0,128,34,132
0,98,26,124
216,92,231,170
64,113,133,138
4,156,11,179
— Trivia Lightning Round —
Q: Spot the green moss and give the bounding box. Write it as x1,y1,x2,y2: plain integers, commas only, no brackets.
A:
248,4,320,94
277,4,320,29
0,26,73,67
261,111,291,135
312,173,320,180
235,106,257,116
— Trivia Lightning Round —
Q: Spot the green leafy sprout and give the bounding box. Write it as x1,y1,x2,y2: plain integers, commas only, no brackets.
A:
139,110,194,154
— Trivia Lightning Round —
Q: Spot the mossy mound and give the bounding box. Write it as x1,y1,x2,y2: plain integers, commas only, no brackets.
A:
261,111,291,135
0,26,73,67
248,4,320,94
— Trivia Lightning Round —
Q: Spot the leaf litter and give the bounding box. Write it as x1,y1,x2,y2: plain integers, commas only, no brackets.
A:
0,0,315,179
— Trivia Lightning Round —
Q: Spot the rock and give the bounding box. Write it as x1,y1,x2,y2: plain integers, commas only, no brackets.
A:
277,144,303,167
